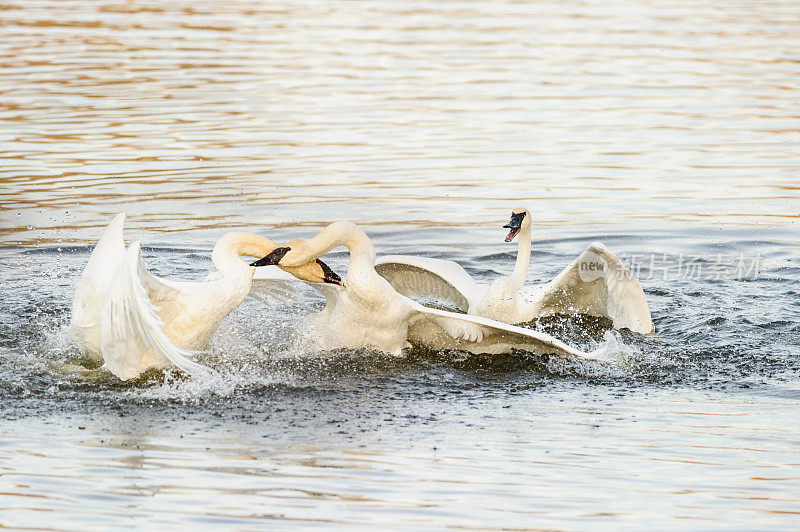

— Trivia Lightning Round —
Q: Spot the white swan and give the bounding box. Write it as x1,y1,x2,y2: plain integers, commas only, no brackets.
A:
70,213,340,380
374,208,653,334
250,221,606,360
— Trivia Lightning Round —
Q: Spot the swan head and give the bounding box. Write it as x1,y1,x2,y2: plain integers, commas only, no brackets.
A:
503,208,530,242
250,247,342,286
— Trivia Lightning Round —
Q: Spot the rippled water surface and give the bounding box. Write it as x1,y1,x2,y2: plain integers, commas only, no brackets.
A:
1,0,799,530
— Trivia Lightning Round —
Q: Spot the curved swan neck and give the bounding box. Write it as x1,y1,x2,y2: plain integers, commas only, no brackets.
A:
212,232,277,279
510,218,532,289
284,221,375,268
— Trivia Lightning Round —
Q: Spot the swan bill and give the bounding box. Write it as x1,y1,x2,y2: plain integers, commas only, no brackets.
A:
250,246,291,267
315,258,342,285
503,211,526,242
250,246,342,285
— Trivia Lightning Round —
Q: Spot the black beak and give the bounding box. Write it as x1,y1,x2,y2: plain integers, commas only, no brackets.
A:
503,212,525,230
316,259,342,285
503,212,526,242
250,246,291,267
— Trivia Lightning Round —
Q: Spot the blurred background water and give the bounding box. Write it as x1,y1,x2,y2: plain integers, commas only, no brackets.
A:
0,0,798,530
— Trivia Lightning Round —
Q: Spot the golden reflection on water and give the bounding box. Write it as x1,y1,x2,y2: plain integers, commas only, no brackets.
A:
0,0,797,246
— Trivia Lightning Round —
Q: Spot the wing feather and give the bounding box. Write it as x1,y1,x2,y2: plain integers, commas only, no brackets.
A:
99,242,215,380
375,255,483,312
71,212,126,332
524,242,653,334
406,298,605,360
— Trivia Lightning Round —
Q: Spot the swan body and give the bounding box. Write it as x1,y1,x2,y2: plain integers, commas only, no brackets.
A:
375,208,653,334
252,221,605,360
71,213,334,380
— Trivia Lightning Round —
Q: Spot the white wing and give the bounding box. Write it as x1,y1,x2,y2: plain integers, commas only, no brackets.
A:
99,242,215,381
71,212,126,339
375,255,484,312
405,298,605,360
523,242,653,334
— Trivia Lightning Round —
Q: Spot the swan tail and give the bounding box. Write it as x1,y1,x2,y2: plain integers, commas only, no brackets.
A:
99,242,215,381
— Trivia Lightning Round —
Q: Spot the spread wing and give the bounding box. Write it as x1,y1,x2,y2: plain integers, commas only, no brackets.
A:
405,298,606,360
99,242,215,381
375,255,484,312
71,212,127,333
524,242,653,334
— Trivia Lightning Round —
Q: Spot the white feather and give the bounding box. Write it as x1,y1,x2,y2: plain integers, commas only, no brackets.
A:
73,216,310,380
262,221,600,360
98,242,215,380
406,298,606,359
523,242,653,333
375,209,653,334
374,255,484,312
70,212,127,356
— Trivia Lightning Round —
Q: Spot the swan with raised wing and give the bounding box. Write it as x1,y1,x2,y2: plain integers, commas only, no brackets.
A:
250,221,606,360
71,213,341,380
374,208,653,334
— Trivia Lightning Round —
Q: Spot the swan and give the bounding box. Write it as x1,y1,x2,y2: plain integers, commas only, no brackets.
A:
70,213,340,380
249,221,606,360
374,208,653,334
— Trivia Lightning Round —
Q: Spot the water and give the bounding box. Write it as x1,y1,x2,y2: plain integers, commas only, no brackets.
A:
1,0,799,529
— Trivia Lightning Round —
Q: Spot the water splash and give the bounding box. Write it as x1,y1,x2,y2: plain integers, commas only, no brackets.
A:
128,368,237,402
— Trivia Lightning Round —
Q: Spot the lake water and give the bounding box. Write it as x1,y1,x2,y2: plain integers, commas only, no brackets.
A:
0,0,798,529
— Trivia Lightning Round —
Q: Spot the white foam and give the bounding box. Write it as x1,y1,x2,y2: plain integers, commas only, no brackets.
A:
544,330,644,377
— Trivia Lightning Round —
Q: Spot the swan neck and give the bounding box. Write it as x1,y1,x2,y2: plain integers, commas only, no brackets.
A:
341,224,376,271
511,223,532,289
212,232,277,279
288,221,375,267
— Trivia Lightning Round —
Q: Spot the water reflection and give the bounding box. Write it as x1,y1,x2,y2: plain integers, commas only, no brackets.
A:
2,387,799,529
1,0,797,244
